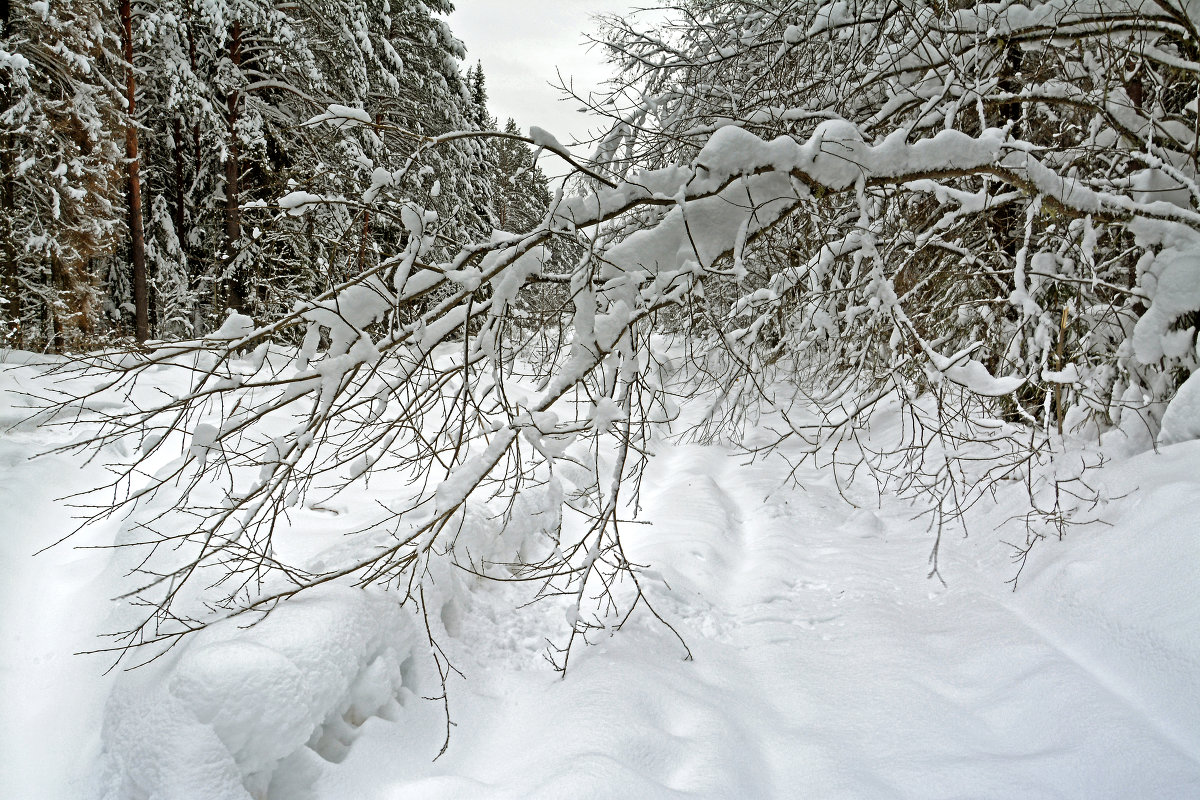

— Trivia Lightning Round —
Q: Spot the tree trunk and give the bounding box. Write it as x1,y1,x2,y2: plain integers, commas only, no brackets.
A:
224,20,244,313
120,0,149,342
48,253,65,353
186,0,204,331
172,117,186,253
0,0,19,344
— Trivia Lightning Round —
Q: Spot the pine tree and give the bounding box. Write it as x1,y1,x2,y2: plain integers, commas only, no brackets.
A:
0,0,123,351
118,0,149,341
116,0,203,338
279,0,493,292
133,0,331,326
1,0,495,346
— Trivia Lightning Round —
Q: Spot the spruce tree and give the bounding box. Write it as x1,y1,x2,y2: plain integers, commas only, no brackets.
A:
490,118,551,234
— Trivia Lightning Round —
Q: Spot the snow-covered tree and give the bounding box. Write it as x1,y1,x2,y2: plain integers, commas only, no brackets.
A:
49,0,1200,666
104,0,491,337
465,61,489,131
581,0,1199,527
0,0,123,351
489,118,552,234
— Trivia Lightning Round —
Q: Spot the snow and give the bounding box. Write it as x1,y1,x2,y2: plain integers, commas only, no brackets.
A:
0,356,120,799
319,435,1200,799
102,586,413,800
927,344,1026,396
1131,246,1200,364
361,168,393,204
1159,369,1200,445
3,353,1200,798
306,104,373,128
434,431,517,515
211,311,257,340
528,126,567,155
1042,363,1080,383
278,190,326,218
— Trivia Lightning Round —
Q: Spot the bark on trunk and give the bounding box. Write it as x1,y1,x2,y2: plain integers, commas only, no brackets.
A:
49,253,65,353
120,0,149,342
224,20,244,313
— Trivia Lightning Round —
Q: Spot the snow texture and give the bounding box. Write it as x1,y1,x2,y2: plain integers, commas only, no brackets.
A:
100,585,414,800
278,191,326,218
1159,369,1200,446
528,126,567,156
306,104,373,127
3,355,1200,800
1132,246,1200,364
928,345,1025,396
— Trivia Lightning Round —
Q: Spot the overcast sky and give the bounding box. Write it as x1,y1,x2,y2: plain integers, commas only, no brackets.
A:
447,2,658,146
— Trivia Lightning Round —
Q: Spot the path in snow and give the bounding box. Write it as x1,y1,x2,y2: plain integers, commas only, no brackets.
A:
317,440,1200,799
3,351,1199,799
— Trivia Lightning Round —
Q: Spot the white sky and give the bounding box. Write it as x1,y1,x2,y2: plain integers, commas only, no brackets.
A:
447,2,659,146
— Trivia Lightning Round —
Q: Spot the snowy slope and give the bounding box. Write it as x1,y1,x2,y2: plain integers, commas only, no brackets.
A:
2,352,1199,799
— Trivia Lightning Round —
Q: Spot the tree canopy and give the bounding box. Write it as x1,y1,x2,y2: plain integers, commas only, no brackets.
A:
31,0,1200,668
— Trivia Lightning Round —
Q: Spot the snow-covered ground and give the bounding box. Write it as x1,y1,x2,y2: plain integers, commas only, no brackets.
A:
2,351,1199,798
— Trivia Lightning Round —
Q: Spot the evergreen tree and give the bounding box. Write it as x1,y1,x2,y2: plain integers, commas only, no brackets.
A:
130,0,206,338
466,61,489,130
489,118,551,234
284,0,493,293
0,0,123,351
0,0,495,345
118,0,149,341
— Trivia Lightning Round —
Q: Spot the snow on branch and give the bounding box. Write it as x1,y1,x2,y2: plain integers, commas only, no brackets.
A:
42,0,1200,679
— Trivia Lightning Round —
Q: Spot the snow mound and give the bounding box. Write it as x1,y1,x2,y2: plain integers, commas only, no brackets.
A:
1159,369,1200,446
100,585,417,800
1132,246,1200,364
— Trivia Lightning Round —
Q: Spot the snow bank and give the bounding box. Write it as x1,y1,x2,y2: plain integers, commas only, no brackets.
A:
1,357,122,800
317,409,1200,799
100,586,417,800
1007,441,1200,766
0,348,66,365
1159,369,1200,445
1132,246,1200,364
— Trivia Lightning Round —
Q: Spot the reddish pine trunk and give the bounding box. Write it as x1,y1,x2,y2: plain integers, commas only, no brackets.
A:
224,20,244,312
120,0,149,342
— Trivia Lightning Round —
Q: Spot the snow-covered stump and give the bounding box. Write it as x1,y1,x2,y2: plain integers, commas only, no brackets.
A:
99,586,418,800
